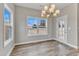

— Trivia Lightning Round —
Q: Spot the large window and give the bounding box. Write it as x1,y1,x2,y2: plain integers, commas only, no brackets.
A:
3,4,13,47
27,16,48,36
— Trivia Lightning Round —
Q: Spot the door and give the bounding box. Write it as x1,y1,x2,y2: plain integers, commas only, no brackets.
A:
56,15,67,43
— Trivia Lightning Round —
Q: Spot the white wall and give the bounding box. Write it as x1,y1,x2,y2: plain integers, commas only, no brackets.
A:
0,4,3,49
15,6,55,44
0,3,15,56
77,4,79,48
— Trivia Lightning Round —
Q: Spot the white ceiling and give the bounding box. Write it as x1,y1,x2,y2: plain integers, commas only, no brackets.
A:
15,3,71,10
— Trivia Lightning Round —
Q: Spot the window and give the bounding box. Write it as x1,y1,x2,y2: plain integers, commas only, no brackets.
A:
26,16,48,36
3,4,13,47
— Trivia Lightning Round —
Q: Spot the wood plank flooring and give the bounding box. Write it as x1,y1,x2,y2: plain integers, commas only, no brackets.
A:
11,40,79,56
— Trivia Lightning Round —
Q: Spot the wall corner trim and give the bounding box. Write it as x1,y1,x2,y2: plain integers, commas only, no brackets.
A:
6,45,15,56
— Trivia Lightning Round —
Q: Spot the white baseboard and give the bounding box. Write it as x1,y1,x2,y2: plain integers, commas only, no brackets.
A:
63,42,78,49
57,40,78,49
6,45,15,56
15,38,55,46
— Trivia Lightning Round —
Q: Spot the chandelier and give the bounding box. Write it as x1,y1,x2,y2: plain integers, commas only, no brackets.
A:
41,4,60,18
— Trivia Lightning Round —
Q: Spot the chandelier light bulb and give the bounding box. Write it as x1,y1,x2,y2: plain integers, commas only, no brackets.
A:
42,10,46,14
41,14,44,17
47,14,50,18
44,5,48,11
53,13,57,16
55,9,60,14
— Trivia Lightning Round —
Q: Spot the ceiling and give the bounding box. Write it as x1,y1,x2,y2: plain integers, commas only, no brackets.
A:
15,3,71,10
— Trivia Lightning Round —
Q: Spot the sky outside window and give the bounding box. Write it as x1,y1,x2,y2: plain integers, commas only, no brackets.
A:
27,17,47,27
27,17,38,26
4,8,11,23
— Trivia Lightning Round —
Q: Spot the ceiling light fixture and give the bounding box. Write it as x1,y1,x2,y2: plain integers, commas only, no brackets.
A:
41,4,60,18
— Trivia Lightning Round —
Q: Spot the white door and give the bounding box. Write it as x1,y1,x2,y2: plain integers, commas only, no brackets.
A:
56,15,67,43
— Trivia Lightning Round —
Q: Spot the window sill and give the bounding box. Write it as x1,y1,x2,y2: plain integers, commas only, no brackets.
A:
27,34,48,37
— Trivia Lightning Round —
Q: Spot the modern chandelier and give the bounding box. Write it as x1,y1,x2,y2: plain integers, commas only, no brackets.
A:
41,4,60,18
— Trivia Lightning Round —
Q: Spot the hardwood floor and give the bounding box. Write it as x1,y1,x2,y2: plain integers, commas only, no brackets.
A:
11,40,79,56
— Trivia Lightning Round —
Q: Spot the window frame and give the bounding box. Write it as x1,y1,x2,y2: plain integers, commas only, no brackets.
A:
3,4,14,47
